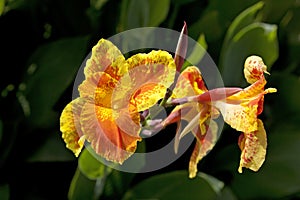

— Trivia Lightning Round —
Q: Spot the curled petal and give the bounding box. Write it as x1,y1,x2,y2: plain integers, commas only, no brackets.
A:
60,98,86,157
84,38,126,80
238,119,267,173
80,102,141,164
173,66,207,98
228,76,266,101
79,72,118,108
112,50,176,112
244,55,269,84
189,120,218,178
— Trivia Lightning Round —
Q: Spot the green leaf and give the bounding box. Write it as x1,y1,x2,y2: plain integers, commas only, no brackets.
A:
189,0,259,42
68,168,97,200
127,0,149,29
0,120,2,144
147,0,170,27
268,73,300,118
222,1,264,48
0,0,4,16
122,171,222,200
119,0,170,30
90,0,109,10
217,187,238,200
197,172,224,194
27,131,75,162
102,170,136,199
220,22,278,86
262,0,295,23
0,184,9,200
78,149,112,180
230,123,300,199
171,0,197,6
23,36,89,128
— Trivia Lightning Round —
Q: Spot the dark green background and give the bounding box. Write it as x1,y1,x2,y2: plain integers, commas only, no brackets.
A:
0,0,299,199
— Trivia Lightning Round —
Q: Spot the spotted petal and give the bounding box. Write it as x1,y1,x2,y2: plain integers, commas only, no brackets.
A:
238,119,267,173
112,50,176,112
60,98,86,157
79,72,118,108
244,55,269,84
173,66,207,98
79,102,141,164
84,38,126,80
189,120,218,178
214,77,266,133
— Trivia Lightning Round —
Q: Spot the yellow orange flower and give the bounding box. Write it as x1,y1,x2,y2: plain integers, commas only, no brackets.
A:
163,56,276,177
214,55,276,173
163,66,219,178
60,39,176,164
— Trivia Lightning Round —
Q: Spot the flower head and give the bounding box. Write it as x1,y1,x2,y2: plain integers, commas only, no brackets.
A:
163,55,276,177
60,39,176,164
215,55,276,173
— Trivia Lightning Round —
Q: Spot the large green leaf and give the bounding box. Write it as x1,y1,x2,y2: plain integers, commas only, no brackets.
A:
101,169,136,199
119,0,170,30
23,36,89,128
0,120,2,144
68,168,97,200
189,0,258,41
78,149,112,180
229,123,300,199
171,0,197,6
122,171,223,200
27,131,75,162
221,22,278,86
0,0,4,16
262,0,295,23
268,73,300,121
147,0,170,27
0,184,9,200
221,1,264,52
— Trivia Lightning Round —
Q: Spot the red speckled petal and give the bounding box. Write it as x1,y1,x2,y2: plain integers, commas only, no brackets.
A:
238,119,267,173
84,38,126,80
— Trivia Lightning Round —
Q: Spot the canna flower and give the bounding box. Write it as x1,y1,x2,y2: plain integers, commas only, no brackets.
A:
60,39,176,164
163,66,240,178
214,55,276,173
163,55,276,177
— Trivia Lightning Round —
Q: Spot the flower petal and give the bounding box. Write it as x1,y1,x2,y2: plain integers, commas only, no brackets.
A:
214,100,258,133
214,77,266,133
173,66,207,98
189,120,218,178
228,76,266,101
60,98,86,157
196,87,242,102
79,72,118,108
112,50,176,112
174,21,188,72
238,119,267,173
244,55,269,84
84,38,126,80
80,102,141,164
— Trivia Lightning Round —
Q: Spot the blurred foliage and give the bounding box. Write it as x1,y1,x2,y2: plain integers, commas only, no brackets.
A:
0,0,300,199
